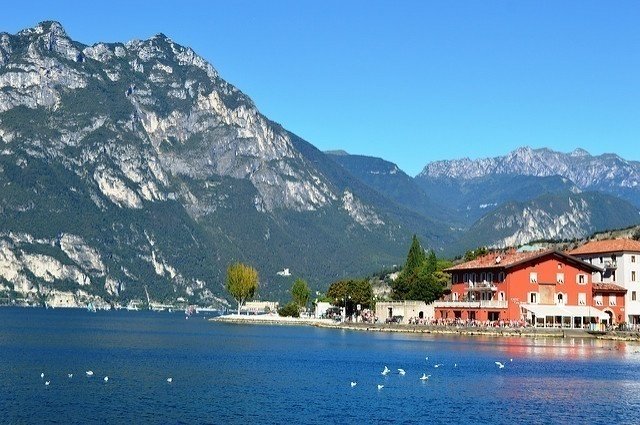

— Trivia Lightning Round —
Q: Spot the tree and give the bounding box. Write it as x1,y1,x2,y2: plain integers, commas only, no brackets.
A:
326,278,373,317
291,278,310,310
405,234,427,273
391,236,448,303
226,262,259,315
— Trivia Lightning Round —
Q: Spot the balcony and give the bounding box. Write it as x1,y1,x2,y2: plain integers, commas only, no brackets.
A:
433,300,508,309
467,281,498,291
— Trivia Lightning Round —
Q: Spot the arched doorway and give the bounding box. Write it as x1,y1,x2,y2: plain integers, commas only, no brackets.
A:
604,309,614,325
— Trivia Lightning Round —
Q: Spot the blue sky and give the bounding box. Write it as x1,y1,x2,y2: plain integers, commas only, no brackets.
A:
1,1,638,175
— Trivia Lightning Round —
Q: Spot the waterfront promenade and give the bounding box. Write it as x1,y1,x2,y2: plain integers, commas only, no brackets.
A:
213,314,640,342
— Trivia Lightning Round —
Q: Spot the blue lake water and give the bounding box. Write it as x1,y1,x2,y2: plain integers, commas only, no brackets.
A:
2,308,640,424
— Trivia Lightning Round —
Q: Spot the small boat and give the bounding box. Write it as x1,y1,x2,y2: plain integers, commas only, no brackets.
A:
87,302,96,313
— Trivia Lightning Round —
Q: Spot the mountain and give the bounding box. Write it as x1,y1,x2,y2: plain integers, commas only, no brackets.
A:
419,146,640,207
325,152,458,226
459,191,640,249
0,21,436,307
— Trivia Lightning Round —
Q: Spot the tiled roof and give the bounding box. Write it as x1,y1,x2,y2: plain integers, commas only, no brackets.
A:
445,248,601,273
446,249,551,271
569,239,640,255
593,282,627,293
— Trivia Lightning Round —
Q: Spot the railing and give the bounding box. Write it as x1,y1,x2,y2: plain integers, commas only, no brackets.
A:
433,300,508,309
467,281,498,291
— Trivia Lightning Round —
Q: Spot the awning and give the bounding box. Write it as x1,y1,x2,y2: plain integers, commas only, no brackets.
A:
520,304,609,320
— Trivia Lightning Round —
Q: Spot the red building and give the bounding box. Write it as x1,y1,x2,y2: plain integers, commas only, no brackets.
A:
434,249,614,327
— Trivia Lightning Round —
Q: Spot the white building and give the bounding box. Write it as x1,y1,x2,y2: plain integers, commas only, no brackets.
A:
375,300,434,324
569,239,640,325
242,301,279,314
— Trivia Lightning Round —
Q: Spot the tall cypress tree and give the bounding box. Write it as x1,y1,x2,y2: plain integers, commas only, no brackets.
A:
404,234,426,274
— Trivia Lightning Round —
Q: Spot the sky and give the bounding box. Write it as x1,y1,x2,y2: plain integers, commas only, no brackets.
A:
1,1,638,176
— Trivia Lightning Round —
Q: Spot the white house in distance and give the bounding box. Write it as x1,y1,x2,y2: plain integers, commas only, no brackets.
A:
569,239,640,326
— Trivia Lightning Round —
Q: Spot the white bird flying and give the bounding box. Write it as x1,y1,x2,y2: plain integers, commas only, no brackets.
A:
40,373,45,379
420,373,430,381
68,373,73,378
45,381,50,386
104,376,109,382
495,361,505,369
377,384,384,390
350,381,357,387
86,370,94,376
397,368,406,375
381,366,390,375
434,364,443,368
167,377,173,383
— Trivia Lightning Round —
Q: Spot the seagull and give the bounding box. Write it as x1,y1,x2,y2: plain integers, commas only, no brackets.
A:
425,356,429,361
68,373,73,378
167,377,173,383
434,363,443,368
454,364,458,368
40,372,45,379
86,370,94,376
103,376,109,382
397,368,406,375
350,381,357,387
45,381,50,386
420,373,430,381
377,384,384,390
381,366,390,376
510,358,513,362
495,361,505,369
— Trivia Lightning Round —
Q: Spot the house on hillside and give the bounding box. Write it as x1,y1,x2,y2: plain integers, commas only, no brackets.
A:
569,239,640,326
434,249,612,327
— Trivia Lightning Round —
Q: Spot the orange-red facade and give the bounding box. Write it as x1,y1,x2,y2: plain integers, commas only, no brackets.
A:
435,250,623,324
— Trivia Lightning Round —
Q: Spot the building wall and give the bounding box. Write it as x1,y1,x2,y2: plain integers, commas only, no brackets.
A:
375,301,434,323
438,254,599,322
577,251,640,322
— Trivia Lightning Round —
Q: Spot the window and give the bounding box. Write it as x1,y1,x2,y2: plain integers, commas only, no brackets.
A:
633,291,637,301
633,271,637,282
577,274,586,285
498,272,505,282
632,255,636,263
529,292,538,304
599,257,604,264
609,295,617,306
612,271,616,282
470,273,476,283
578,293,587,305
452,292,459,301
557,273,564,284
530,272,538,283
452,274,459,284
487,272,493,283
463,273,468,283
480,272,486,282
594,295,603,306
557,293,564,305
499,291,505,301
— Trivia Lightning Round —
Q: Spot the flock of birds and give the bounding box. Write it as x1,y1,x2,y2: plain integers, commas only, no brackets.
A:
349,356,514,390
40,370,172,387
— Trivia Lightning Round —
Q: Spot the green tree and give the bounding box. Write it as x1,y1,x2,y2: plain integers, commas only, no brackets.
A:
226,262,259,315
405,234,427,273
291,278,311,310
327,278,373,317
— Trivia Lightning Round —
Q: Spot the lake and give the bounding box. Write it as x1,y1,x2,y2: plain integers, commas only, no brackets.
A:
1,308,640,424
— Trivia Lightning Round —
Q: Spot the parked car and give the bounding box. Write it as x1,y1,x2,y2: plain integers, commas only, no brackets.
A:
385,315,404,324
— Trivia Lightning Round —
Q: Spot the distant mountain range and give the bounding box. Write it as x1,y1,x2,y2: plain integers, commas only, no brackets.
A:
0,22,639,306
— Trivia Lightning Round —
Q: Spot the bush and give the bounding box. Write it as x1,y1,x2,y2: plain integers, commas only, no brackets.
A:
278,302,300,318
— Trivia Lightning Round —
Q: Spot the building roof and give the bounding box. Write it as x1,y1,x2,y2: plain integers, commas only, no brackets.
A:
592,282,627,293
569,239,640,255
445,249,601,273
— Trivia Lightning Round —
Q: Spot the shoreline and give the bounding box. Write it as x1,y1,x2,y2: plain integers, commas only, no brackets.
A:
212,314,640,342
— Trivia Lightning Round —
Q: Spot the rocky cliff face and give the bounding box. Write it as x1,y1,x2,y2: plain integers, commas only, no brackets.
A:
419,146,640,206
0,22,409,306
